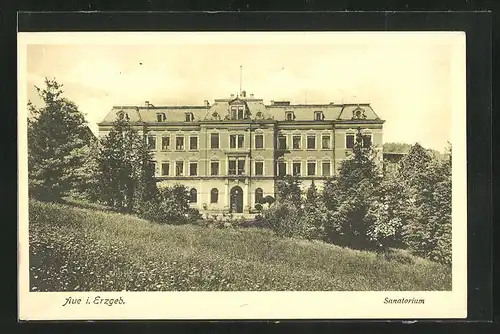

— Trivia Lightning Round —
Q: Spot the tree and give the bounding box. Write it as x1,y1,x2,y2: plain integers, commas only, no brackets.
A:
305,181,319,207
401,144,452,265
322,178,340,211
383,142,412,153
95,118,156,213
28,78,93,202
398,143,433,185
275,174,302,206
325,128,383,249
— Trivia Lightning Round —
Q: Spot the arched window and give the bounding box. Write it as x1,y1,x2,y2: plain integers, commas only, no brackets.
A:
255,188,264,204
189,188,197,203
210,188,219,203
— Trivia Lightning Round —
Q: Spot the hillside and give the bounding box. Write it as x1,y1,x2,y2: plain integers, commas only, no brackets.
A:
28,200,452,291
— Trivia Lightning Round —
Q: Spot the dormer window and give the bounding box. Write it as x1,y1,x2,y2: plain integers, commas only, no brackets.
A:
352,108,366,120
185,112,194,122
285,111,295,121
314,111,324,121
156,113,166,122
230,105,246,120
117,110,129,121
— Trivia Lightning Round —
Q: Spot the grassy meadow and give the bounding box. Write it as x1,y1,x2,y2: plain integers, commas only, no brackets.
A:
28,199,452,291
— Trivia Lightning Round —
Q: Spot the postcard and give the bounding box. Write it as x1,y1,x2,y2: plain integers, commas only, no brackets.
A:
18,31,467,320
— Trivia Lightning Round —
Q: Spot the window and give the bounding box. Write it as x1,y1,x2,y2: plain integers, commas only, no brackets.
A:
189,188,197,203
175,161,184,176
307,135,316,149
314,111,324,120
346,134,355,149
292,136,301,150
189,136,198,150
228,157,245,175
322,135,331,149
322,161,331,176
176,136,184,150
255,188,264,204
156,113,166,122
362,134,372,147
286,111,294,121
238,159,245,175
278,161,287,176
307,161,316,176
255,161,264,175
161,136,170,150
230,106,246,120
189,162,198,176
211,133,219,149
210,188,218,203
185,113,194,122
229,160,236,175
211,161,219,175
292,162,301,176
255,134,264,149
147,136,156,150
161,162,170,176
278,135,287,150
230,134,244,149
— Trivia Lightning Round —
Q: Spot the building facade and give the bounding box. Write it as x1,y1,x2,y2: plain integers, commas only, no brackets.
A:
97,92,385,215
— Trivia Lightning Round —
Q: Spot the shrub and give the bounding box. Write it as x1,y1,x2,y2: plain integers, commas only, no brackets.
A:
138,185,197,225
262,195,275,205
262,200,307,238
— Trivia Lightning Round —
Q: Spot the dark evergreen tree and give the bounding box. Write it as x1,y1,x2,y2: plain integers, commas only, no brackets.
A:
326,128,383,249
95,117,156,213
305,181,319,208
275,174,302,206
28,78,93,202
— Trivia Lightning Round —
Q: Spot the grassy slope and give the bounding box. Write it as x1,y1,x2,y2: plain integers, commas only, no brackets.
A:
29,200,451,291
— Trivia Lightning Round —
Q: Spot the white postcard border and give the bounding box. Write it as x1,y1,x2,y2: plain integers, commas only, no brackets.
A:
17,31,467,320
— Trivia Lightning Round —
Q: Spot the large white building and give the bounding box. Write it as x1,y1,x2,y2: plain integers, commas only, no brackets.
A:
98,91,385,214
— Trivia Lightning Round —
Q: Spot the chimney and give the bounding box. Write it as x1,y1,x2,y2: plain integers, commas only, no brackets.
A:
204,100,210,107
241,90,246,98
145,101,150,108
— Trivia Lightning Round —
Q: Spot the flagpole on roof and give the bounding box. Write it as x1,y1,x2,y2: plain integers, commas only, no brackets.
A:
239,65,242,97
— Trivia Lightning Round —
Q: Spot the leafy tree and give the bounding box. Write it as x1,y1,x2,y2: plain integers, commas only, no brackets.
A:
383,142,412,153
28,78,93,202
401,145,452,265
399,143,433,185
364,178,409,251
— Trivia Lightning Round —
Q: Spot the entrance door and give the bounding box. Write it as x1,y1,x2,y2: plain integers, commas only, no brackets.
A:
230,186,244,213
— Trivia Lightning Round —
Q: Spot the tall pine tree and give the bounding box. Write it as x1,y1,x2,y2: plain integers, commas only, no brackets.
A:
95,118,157,213
28,78,93,202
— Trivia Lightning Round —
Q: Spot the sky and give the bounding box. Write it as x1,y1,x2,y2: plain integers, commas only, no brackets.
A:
25,32,463,151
